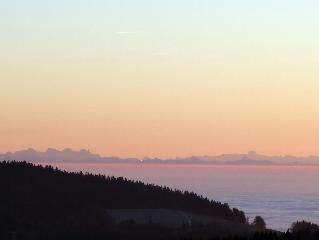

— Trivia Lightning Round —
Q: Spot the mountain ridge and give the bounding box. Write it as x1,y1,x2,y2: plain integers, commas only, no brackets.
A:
1,148,319,165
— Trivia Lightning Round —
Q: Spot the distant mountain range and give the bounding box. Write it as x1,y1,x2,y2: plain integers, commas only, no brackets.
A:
1,149,319,165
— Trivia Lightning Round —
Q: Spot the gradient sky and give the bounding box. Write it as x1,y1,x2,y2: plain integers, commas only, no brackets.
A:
1,1,319,158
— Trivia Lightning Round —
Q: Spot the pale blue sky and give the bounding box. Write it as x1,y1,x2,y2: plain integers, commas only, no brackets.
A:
1,1,319,51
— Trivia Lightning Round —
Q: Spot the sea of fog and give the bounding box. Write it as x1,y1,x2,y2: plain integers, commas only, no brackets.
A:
47,163,319,231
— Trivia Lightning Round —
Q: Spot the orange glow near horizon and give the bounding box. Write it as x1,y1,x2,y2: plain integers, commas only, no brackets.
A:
1,60,319,158
2,59,319,158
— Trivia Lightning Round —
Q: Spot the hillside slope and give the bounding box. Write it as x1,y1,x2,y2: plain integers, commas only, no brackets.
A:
0,161,249,239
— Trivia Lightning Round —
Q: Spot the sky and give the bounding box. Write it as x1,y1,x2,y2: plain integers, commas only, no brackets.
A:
1,0,319,158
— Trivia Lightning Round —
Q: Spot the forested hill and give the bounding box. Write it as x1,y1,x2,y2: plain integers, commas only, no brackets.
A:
0,161,246,223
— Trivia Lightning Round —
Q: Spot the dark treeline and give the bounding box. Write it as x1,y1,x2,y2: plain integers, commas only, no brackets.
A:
1,161,317,240
0,161,246,239
184,222,319,240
